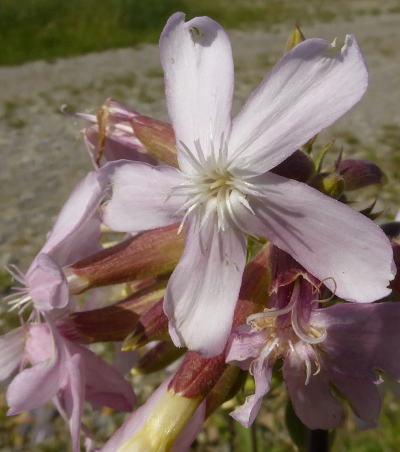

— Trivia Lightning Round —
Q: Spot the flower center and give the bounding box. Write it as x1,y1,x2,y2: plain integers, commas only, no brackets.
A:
247,281,327,384
171,140,257,234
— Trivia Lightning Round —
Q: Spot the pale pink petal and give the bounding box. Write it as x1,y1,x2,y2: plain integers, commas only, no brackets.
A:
160,13,234,172
230,354,273,428
25,324,54,365
313,302,400,379
329,373,381,427
40,170,107,265
236,172,394,302
27,253,69,311
226,326,267,370
229,35,368,174
102,162,184,233
66,341,135,411
0,328,25,382
164,215,247,357
6,337,64,415
59,353,85,452
283,345,344,429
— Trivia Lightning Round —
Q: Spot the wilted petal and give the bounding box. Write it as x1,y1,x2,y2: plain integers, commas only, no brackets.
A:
27,253,69,311
102,162,184,233
84,123,155,168
230,353,273,427
283,345,344,429
229,35,368,174
237,172,394,302
160,12,234,171
165,215,247,357
0,328,25,382
226,326,267,370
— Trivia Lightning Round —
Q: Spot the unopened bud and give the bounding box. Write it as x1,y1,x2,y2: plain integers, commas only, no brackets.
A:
68,223,184,291
58,281,166,343
309,172,345,199
271,150,314,183
123,298,169,351
131,115,178,167
339,159,387,191
131,341,185,375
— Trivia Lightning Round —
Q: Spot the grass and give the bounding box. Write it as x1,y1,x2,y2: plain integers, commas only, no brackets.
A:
0,0,390,66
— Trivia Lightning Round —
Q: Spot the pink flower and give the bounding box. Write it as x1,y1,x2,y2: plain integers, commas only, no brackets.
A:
226,249,400,429
6,169,111,313
1,319,135,452
103,13,394,357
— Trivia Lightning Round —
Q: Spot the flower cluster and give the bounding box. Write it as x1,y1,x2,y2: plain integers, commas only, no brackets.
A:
2,12,400,452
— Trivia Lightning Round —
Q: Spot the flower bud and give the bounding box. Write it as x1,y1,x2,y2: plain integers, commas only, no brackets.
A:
66,223,184,291
131,341,185,375
271,150,314,183
339,159,386,191
309,171,345,199
122,298,169,351
75,98,157,167
57,280,166,343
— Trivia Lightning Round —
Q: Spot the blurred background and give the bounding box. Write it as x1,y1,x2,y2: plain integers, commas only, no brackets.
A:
1,0,400,450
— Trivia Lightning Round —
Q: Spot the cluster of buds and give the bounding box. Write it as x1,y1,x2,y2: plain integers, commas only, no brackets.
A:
2,13,400,452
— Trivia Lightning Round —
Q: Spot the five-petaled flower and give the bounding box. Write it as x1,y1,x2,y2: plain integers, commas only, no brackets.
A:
103,12,394,357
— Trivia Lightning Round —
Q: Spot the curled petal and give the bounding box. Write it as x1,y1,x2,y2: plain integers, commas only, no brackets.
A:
226,326,267,370
230,347,274,428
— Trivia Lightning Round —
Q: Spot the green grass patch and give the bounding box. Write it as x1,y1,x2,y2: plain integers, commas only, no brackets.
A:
0,0,372,66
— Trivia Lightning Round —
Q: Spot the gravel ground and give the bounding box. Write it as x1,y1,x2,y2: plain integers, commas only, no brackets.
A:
0,12,399,268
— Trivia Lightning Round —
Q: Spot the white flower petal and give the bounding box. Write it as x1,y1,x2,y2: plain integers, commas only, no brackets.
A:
160,13,234,172
229,35,368,174
164,214,247,357
102,162,184,233
237,172,394,302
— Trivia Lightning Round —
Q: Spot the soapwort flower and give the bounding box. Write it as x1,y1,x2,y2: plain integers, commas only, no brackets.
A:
0,320,135,452
226,248,400,429
103,13,394,357
5,167,117,314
